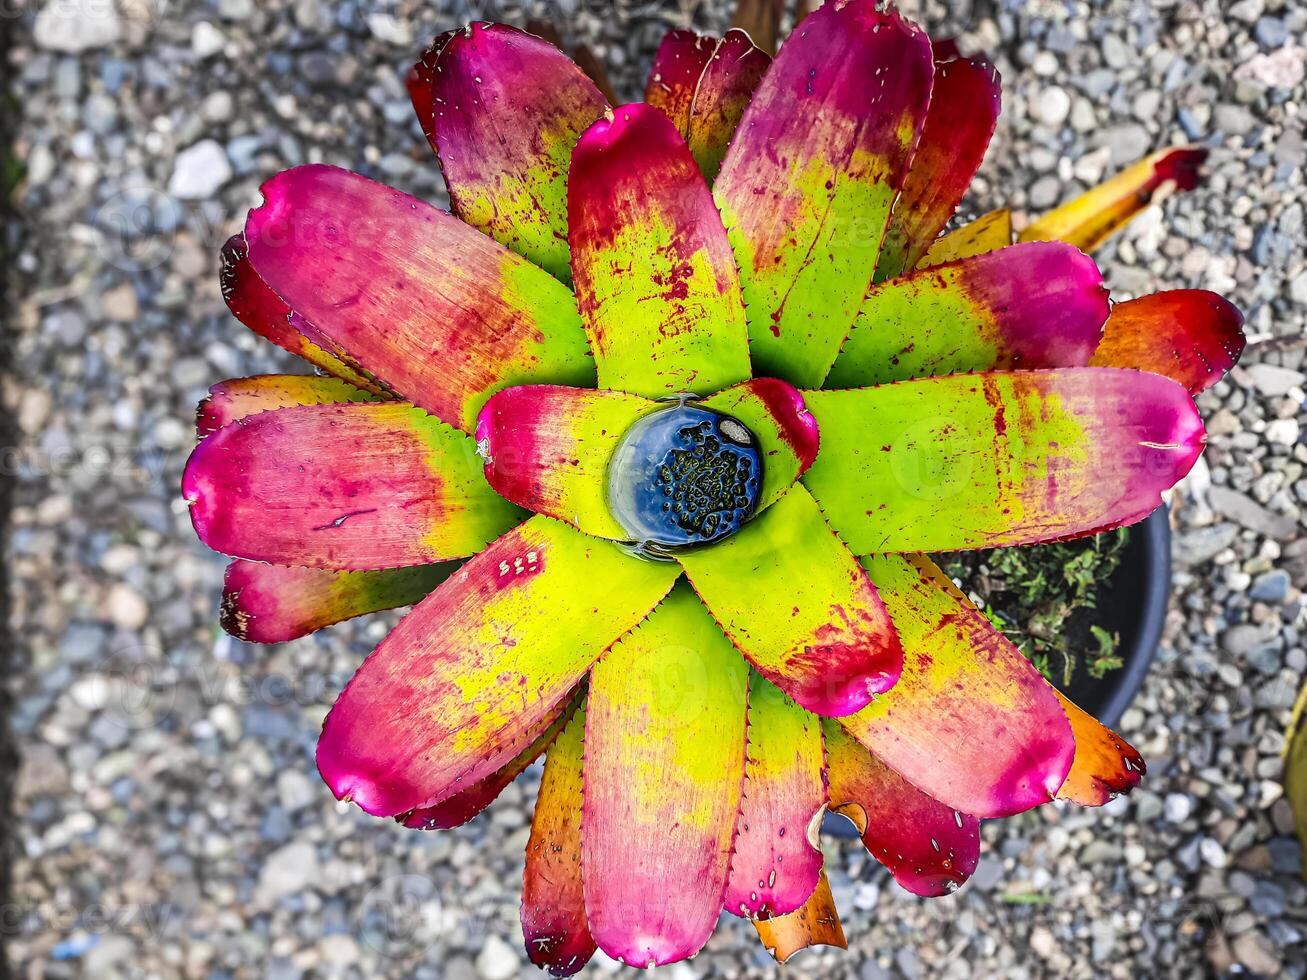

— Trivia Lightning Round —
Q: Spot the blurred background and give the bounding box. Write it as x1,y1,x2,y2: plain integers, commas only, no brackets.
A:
4,0,1306,976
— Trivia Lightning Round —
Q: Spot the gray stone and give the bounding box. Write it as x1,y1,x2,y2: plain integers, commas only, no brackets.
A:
1249,569,1291,602
1231,930,1282,975
1269,836,1302,874
1090,918,1116,963
1276,127,1306,169
226,134,263,175
1029,175,1062,209
1134,790,1164,822
1244,364,1305,397
1081,840,1123,864
1214,104,1257,136
46,310,87,347
894,948,923,979
1249,880,1286,918
83,93,117,133
298,51,338,88
1222,623,1274,656
1208,486,1299,539
1080,68,1115,99
1101,34,1131,70
968,856,1003,892
1175,524,1238,565
1246,644,1282,674
1104,122,1151,164
1229,870,1258,898
275,769,316,812
1176,837,1203,872
265,958,301,980
1254,17,1289,48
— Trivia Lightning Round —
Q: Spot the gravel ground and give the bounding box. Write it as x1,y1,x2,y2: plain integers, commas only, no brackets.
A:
5,0,1307,977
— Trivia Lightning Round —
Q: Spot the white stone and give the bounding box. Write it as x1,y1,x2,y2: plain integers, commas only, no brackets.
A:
192,21,227,60
1032,51,1058,77
318,934,360,967
1266,418,1300,446
590,949,624,973
367,13,413,47
18,387,53,435
475,935,521,980
276,768,317,811
99,543,139,575
1234,43,1305,90
84,934,134,974
1035,86,1071,127
1164,793,1192,823
1072,146,1112,185
105,583,149,630
1124,204,1165,255
70,674,110,712
1030,927,1056,958
1200,837,1228,868
1228,0,1265,22
33,0,121,53
27,143,55,185
102,281,138,321
256,841,320,904
1070,97,1097,132
852,880,880,910
202,91,234,122
1260,779,1285,807
153,416,188,450
167,140,233,199
218,0,255,19
1289,269,1307,306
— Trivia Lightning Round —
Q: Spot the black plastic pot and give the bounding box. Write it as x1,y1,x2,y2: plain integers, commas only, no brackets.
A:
1053,505,1172,728
824,506,1172,838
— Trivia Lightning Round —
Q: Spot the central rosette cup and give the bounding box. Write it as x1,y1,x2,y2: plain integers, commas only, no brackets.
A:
472,378,823,560
607,401,762,555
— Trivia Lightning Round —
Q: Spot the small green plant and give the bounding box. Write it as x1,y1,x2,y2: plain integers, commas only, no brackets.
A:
942,529,1130,688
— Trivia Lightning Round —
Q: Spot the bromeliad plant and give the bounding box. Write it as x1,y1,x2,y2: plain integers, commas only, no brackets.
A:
183,1,1246,970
